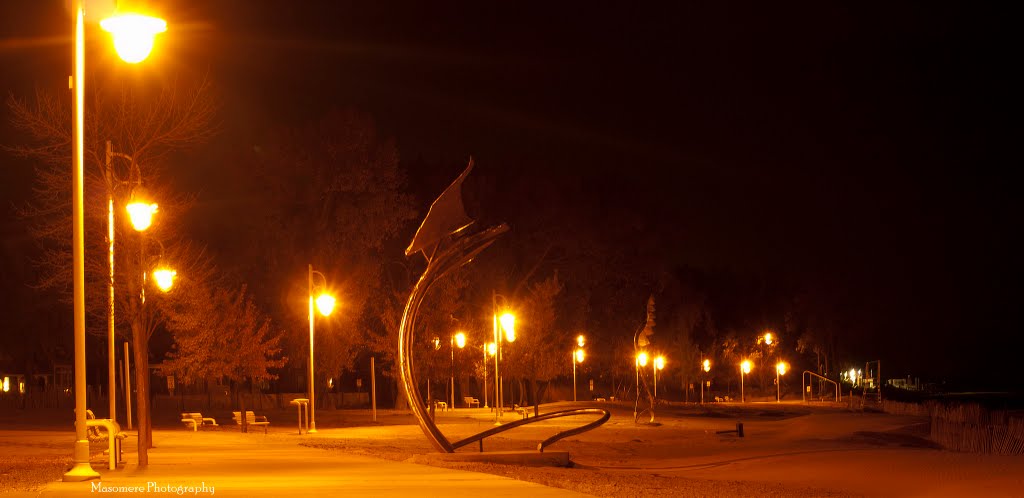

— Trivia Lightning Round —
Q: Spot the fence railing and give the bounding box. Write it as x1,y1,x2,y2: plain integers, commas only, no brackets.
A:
881,399,1024,455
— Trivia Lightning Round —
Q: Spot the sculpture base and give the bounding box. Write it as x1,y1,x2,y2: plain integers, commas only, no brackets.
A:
414,450,570,467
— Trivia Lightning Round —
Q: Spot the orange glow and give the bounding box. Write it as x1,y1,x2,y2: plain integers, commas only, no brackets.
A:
500,313,515,342
126,202,157,231
575,349,585,363
576,334,585,348
153,268,176,291
637,352,649,367
100,14,167,64
315,294,335,316
776,361,789,376
741,360,752,374
486,342,497,356
454,332,466,349
702,359,711,372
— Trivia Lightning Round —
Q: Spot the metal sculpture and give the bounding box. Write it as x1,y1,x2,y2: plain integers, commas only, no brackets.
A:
398,159,610,453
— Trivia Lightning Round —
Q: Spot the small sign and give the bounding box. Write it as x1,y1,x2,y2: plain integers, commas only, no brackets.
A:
589,379,594,391
167,375,175,395
689,383,694,390
806,385,811,393
356,378,363,388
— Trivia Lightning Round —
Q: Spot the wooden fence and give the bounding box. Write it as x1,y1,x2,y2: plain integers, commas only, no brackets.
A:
882,399,1024,455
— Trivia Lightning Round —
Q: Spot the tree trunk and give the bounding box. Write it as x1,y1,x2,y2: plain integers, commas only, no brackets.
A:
530,377,539,417
239,380,248,433
131,319,149,466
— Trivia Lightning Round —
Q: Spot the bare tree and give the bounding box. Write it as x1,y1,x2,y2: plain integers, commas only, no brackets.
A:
5,75,218,465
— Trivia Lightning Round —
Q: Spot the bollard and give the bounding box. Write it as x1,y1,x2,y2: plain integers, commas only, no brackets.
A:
716,421,745,437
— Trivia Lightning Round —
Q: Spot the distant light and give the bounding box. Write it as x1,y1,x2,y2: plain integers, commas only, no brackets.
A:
316,294,336,316
637,352,648,367
18,380,25,394
100,14,167,64
487,342,497,356
454,332,466,349
432,337,440,350
1,377,8,393
575,349,585,363
764,332,773,345
577,334,585,348
702,359,711,372
741,360,752,374
654,356,666,370
153,268,176,291
776,361,789,376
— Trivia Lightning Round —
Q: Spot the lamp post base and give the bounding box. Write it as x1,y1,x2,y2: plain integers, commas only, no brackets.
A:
63,441,100,481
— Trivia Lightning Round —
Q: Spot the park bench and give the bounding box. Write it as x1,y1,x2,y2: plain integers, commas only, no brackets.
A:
180,412,218,431
232,411,270,433
513,404,531,419
463,396,480,408
76,409,126,470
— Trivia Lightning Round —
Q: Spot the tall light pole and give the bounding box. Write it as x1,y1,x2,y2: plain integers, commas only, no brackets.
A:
634,351,648,419
573,335,585,402
653,356,665,402
450,332,465,409
307,264,335,434
491,291,514,424
740,360,752,403
776,361,788,403
65,4,165,481
701,358,711,404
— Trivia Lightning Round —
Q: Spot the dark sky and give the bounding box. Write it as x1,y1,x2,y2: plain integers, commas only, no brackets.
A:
1,2,1018,386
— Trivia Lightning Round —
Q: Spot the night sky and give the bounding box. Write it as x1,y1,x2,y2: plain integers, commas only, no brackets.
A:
1,2,1018,388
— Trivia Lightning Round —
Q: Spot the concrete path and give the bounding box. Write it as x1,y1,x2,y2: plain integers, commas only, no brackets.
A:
19,429,589,497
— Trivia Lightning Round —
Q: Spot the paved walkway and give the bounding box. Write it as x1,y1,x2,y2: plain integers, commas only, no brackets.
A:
20,429,589,497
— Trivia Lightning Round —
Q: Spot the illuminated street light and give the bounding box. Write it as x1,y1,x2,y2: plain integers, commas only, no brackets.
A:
126,189,158,232
572,338,586,402
763,332,774,346
152,268,176,292
577,334,585,348
701,357,712,404
740,360,752,403
492,292,515,423
100,14,167,64
637,352,649,367
307,265,335,433
653,356,666,401
775,361,789,403
450,332,466,409
66,4,169,479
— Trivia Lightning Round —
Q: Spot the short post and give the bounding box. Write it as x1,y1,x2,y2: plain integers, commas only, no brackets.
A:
123,341,132,431
371,356,377,423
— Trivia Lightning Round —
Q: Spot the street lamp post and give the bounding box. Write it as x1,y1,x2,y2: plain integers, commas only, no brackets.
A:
491,291,514,424
573,335,585,402
65,4,165,481
653,356,665,402
450,332,465,409
701,358,711,404
307,264,335,434
740,360,752,403
776,361,788,403
634,351,648,419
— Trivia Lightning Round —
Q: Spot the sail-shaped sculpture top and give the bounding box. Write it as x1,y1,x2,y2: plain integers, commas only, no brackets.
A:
397,158,609,454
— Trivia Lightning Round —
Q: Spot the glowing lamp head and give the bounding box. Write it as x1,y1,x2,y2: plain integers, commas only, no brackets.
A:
100,14,167,64
126,201,157,231
776,361,789,376
454,332,466,349
1,377,8,393
764,332,773,345
575,349,585,363
500,313,515,342
487,342,497,356
432,337,440,351
637,352,649,367
703,359,711,372
577,334,585,348
654,356,666,370
315,294,335,316
153,268,175,291
741,360,752,374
